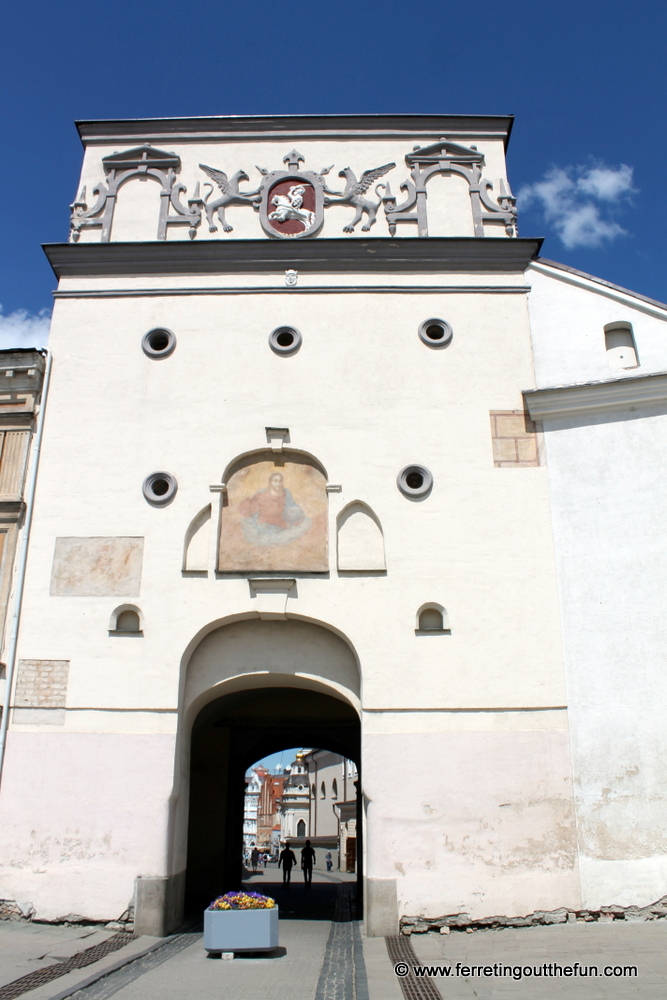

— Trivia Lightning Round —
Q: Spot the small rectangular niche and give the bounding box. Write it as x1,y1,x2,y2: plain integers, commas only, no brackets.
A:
605,322,639,370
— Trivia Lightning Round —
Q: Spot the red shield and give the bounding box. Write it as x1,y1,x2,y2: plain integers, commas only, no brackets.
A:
266,179,317,236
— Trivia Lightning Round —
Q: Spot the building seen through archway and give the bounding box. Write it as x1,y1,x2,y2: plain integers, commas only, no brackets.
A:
244,749,359,873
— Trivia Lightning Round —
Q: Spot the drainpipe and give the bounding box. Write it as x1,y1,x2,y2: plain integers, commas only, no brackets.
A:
0,349,53,792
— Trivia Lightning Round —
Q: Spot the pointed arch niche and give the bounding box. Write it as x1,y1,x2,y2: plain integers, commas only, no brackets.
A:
183,504,211,574
336,502,386,572
218,449,328,573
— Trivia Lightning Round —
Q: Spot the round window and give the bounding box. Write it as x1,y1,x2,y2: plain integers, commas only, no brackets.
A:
418,318,453,349
142,472,178,506
397,465,433,498
142,328,176,359
269,326,302,356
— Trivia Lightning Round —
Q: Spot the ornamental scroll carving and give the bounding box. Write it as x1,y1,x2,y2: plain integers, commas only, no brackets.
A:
380,138,517,237
69,145,204,243
69,141,517,242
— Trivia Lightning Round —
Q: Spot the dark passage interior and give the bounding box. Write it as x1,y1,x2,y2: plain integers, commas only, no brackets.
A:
185,686,361,919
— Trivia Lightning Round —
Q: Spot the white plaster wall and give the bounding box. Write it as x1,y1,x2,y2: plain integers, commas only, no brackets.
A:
21,286,564,716
528,265,667,387
364,729,580,920
537,406,667,908
6,259,570,920
528,266,667,908
74,135,511,242
0,733,176,920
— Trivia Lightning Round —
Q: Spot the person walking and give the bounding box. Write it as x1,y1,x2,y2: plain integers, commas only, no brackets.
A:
301,839,316,887
279,843,297,886
250,846,259,873
325,851,333,872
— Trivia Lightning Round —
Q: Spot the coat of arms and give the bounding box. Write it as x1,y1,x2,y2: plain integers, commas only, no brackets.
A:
256,150,337,239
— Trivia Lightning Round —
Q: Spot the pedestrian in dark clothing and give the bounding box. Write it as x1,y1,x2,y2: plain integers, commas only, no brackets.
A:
279,844,297,885
301,839,316,886
250,847,259,872
325,851,333,872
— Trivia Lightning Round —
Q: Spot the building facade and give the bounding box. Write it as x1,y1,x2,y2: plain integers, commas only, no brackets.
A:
0,114,665,936
256,767,287,854
277,749,358,870
0,351,48,766
242,766,264,853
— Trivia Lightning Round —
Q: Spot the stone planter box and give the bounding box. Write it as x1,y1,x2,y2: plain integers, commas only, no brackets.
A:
204,906,279,954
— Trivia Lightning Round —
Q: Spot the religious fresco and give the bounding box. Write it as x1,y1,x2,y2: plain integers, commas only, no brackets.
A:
218,457,328,572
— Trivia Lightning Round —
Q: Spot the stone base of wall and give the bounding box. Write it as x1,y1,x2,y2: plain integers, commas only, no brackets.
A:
0,898,134,933
401,895,667,934
0,899,27,921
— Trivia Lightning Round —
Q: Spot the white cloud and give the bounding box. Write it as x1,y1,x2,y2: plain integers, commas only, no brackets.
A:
0,305,51,350
517,163,636,249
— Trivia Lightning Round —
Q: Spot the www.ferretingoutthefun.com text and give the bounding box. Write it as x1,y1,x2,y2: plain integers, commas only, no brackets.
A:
393,961,638,982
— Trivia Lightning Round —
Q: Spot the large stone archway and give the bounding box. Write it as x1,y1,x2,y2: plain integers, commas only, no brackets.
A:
178,618,362,918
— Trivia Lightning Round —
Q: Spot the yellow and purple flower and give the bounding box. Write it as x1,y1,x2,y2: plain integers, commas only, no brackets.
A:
208,891,276,911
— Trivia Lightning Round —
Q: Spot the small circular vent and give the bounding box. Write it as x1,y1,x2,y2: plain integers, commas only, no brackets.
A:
418,319,453,349
397,465,433,498
142,328,177,359
269,326,302,355
142,472,178,506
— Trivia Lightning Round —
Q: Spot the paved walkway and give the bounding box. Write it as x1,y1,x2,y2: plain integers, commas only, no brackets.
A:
1,879,666,1000
408,921,667,998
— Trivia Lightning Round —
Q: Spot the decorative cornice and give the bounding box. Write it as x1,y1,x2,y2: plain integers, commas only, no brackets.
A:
76,114,515,148
523,371,667,420
53,285,530,300
43,237,542,278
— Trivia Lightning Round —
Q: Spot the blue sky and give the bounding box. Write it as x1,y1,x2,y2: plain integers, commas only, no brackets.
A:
247,748,302,776
1,0,664,346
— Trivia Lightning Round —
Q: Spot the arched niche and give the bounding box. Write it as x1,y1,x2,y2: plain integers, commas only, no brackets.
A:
218,449,328,573
110,174,164,241
415,603,451,634
337,501,386,572
109,604,143,635
183,504,211,573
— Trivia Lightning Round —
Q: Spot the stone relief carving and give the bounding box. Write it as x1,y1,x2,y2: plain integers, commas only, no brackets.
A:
198,164,261,233
380,138,517,237
69,141,517,242
254,150,339,239
324,162,396,232
69,144,203,243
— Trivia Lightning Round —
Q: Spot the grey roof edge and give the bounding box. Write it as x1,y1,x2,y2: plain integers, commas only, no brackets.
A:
534,258,667,314
75,114,515,148
43,237,542,278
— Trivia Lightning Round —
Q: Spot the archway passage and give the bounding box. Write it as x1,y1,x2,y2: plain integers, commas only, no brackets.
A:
185,686,361,919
